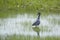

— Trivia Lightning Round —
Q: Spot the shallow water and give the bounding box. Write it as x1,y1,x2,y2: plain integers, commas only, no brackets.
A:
0,14,60,37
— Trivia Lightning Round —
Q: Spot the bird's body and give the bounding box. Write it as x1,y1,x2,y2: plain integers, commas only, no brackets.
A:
32,20,40,26
32,12,40,27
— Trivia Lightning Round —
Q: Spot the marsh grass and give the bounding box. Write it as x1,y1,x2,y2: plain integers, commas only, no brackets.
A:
0,0,60,17
0,35,60,40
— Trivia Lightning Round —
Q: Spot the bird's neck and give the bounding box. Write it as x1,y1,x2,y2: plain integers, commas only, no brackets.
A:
37,15,40,20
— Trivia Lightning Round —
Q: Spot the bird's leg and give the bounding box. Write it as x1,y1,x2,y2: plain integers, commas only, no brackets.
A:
37,32,39,36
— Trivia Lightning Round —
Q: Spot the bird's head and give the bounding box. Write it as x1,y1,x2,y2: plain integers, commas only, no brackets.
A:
37,12,41,16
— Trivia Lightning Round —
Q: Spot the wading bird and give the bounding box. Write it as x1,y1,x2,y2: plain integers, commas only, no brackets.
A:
32,12,40,27
32,12,41,36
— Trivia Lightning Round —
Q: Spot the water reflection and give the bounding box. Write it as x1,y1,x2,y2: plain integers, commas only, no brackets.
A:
0,14,60,37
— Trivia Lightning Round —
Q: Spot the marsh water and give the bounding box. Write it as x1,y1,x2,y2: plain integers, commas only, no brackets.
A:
0,13,60,37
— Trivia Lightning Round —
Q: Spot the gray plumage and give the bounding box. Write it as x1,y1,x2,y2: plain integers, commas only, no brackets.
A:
32,12,41,26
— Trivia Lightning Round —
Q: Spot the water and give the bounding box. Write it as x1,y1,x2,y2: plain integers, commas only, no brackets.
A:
0,13,60,37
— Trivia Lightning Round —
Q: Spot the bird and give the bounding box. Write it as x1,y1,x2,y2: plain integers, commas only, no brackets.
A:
32,12,41,27
32,12,41,36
